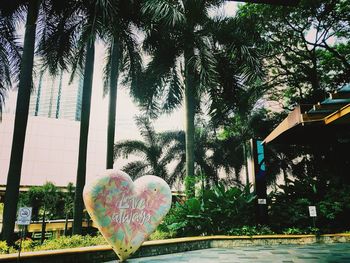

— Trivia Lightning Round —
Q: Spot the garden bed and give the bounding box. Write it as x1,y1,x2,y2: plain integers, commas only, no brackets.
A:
0,234,349,263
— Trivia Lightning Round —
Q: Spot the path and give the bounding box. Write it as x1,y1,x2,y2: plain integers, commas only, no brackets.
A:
106,243,350,263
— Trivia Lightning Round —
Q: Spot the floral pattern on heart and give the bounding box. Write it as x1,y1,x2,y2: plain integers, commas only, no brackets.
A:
83,170,172,261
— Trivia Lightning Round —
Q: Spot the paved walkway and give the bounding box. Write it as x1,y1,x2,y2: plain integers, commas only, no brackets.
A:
107,243,350,263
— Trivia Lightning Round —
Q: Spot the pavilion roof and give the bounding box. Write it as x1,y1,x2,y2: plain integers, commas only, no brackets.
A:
263,84,350,145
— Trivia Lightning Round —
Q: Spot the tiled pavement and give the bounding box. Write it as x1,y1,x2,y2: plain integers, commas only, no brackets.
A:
106,243,350,263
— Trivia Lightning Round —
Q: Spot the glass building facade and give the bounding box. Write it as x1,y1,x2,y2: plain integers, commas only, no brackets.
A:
29,71,83,121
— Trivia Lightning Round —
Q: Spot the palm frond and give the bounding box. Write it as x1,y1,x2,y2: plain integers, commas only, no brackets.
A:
133,31,180,117
0,11,21,118
135,116,158,148
162,64,184,113
119,24,142,94
194,35,219,93
167,156,186,186
142,0,185,27
37,4,85,77
213,16,267,84
159,130,185,146
102,42,112,96
114,140,148,159
122,161,149,179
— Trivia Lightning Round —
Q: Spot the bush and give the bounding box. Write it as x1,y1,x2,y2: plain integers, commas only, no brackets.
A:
160,183,256,237
3,235,108,254
269,177,350,233
34,235,107,251
228,225,274,236
282,227,320,235
0,241,10,254
148,230,176,241
14,238,40,252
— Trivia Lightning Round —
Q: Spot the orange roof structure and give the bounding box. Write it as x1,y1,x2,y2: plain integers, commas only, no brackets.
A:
263,85,350,145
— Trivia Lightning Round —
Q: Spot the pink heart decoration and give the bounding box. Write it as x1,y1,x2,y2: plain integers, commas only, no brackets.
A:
83,170,172,261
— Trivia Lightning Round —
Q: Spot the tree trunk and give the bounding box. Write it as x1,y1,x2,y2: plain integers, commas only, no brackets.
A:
243,142,250,185
72,40,95,235
64,212,69,236
282,167,288,186
184,48,196,198
106,39,120,169
1,0,39,244
40,207,46,244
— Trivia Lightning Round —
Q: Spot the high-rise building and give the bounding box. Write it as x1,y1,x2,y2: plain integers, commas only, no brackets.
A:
29,71,83,121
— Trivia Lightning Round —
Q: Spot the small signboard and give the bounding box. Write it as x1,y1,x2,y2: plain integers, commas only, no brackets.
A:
308,206,317,217
258,198,267,204
17,207,32,225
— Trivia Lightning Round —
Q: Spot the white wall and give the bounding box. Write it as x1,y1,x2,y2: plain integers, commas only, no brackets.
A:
0,114,106,187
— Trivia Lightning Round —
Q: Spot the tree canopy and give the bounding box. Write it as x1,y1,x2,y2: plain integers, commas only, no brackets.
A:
237,0,350,108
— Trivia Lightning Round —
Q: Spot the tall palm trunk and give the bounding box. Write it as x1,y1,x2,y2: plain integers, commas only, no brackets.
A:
40,206,46,244
184,48,196,197
243,142,249,185
64,211,69,236
106,39,120,169
1,0,40,244
282,167,288,186
72,40,95,234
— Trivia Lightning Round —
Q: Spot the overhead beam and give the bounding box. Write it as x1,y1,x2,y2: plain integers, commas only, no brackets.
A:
313,102,349,111
263,105,302,144
330,92,350,100
325,104,350,125
301,113,328,122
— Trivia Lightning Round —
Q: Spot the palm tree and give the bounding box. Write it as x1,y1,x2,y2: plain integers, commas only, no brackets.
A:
114,116,170,181
39,182,59,244
1,0,41,243
63,182,74,236
205,15,271,187
39,0,143,234
207,13,269,123
132,0,222,197
102,0,142,169
115,117,241,189
161,124,246,188
0,0,78,243
38,0,115,234
0,8,21,118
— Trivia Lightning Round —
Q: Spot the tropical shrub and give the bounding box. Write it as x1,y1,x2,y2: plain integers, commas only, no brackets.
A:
269,177,350,233
0,241,10,254
35,235,107,251
8,235,107,254
227,225,274,236
282,227,319,235
160,183,256,236
317,185,350,232
13,238,40,252
148,230,176,241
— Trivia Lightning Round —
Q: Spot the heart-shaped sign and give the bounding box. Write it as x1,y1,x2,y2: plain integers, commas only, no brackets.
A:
83,170,172,261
